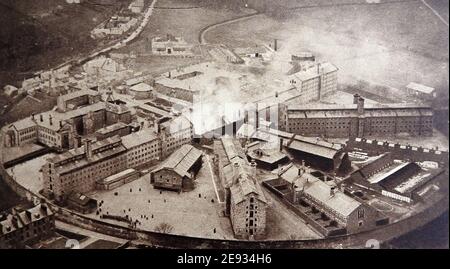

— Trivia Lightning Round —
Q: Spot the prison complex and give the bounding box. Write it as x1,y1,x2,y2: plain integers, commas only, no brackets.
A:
281,95,433,138
214,138,267,239
41,115,194,201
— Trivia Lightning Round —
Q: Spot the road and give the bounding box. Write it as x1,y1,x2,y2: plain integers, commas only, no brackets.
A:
49,0,158,75
421,0,449,27
199,11,262,44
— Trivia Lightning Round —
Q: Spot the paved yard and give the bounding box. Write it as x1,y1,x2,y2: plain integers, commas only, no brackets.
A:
7,153,55,194
88,162,234,240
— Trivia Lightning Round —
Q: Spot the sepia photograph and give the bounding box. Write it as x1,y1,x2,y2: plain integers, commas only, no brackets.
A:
0,0,448,253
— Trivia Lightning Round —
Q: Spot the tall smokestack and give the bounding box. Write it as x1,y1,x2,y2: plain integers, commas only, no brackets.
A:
274,39,278,51
330,186,336,197
279,138,283,152
40,114,43,122
357,97,365,114
84,139,93,161
255,104,259,129
353,94,360,104
250,160,257,179
49,115,53,126
233,162,240,184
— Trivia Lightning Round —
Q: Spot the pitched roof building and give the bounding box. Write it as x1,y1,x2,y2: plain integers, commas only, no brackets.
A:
150,144,203,191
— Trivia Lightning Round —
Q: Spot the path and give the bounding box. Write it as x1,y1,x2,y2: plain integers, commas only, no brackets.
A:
199,11,262,44
421,0,449,27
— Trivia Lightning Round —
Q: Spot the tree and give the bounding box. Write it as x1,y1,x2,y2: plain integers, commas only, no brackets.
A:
154,222,174,234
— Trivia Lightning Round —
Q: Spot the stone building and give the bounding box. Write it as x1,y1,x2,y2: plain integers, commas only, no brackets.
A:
151,34,192,56
287,62,338,103
157,115,194,158
406,82,436,101
94,122,132,141
122,128,161,169
266,163,385,235
214,137,267,239
3,99,133,151
238,124,351,173
281,95,433,138
0,203,55,249
57,88,102,112
41,136,128,201
150,144,203,192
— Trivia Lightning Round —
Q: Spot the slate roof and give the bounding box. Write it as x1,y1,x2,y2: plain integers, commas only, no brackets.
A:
152,145,202,179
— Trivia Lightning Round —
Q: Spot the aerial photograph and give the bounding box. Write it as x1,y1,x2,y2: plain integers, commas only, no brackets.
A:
0,0,448,251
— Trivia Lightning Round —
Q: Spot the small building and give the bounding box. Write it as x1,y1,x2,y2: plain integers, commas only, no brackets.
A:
3,85,19,97
0,203,55,249
151,34,192,56
264,165,386,236
57,88,102,112
95,122,132,141
150,144,203,192
129,0,144,13
96,168,140,190
128,82,153,99
244,141,289,170
66,192,98,214
239,125,351,174
406,82,436,100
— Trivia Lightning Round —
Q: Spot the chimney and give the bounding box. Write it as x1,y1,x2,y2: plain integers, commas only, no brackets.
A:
353,94,360,104
275,91,278,98
255,106,259,129
357,97,365,114
40,203,48,212
298,166,303,177
274,39,278,51
84,139,93,161
233,162,240,184
330,186,336,197
279,138,283,152
250,160,257,178
154,120,161,134
49,115,53,126
25,209,32,221
31,113,35,121
40,114,44,122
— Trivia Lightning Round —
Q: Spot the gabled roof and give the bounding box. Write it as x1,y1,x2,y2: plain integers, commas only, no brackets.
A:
152,145,202,179
0,204,53,236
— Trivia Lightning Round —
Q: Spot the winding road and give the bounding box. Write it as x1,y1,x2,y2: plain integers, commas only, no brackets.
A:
198,11,262,44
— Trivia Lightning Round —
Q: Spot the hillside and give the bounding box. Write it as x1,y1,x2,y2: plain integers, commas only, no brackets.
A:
0,0,132,86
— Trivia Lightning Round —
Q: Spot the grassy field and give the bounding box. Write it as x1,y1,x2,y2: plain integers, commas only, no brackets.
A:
204,0,449,97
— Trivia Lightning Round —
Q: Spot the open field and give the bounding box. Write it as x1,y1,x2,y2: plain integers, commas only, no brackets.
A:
119,0,252,54
204,0,449,97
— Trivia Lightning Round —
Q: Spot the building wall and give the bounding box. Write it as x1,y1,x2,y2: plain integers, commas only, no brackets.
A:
0,210,55,249
151,169,184,191
230,194,266,239
126,139,161,168
319,70,338,98
346,204,380,234
42,152,127,200
160,126,193,158
284,110,433,138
